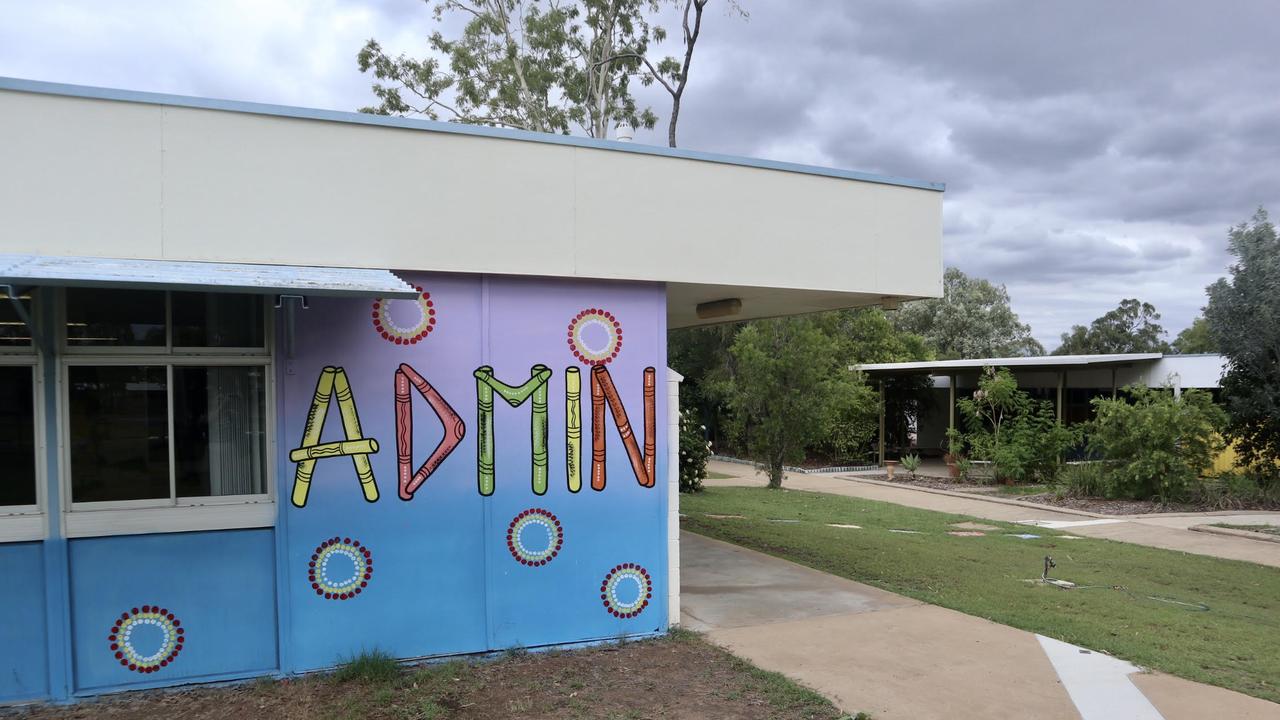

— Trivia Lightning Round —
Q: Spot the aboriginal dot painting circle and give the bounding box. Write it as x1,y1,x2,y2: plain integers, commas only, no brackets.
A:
309,536,373,600
507,508,564,566
600,563,651,619
372,286,436,345
109,606,183,673
567,308,622,365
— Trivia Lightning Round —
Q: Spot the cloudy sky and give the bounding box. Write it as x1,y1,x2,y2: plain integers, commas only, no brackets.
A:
2,0,1277,349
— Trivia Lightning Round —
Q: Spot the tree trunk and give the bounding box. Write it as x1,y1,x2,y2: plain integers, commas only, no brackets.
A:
767,458,784,488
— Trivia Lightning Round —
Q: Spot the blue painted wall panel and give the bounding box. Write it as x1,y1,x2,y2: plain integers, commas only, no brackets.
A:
67,529,278,692
0,542,49,702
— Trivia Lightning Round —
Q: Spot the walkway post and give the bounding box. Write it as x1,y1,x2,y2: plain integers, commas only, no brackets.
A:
1056,371,1066,422
878,379,886,467
948,374,956,431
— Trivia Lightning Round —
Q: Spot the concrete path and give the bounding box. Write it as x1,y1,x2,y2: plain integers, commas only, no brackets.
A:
682,531,1280,720
703,461,1280,568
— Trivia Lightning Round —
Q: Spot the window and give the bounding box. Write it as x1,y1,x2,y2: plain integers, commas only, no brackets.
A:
0,288,34,348
63,289,271,514
0,365,38,509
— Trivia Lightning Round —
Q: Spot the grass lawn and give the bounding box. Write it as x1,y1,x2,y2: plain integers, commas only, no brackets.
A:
1212,523,1280,537
19,632,846,720
681,487,1280,704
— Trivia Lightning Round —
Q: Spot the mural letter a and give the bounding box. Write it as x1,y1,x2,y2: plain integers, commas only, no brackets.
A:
395,363,466,501
290,366,380,508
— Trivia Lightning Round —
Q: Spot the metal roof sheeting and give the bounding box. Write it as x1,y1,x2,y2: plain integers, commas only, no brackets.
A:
856,353,1166,374
0,254,420,298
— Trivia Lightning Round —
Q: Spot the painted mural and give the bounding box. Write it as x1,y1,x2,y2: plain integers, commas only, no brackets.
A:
3,272,667,703
279,273,668,670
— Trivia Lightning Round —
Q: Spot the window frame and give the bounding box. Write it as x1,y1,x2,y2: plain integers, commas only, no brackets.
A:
0,291,45,543
56,289,276,538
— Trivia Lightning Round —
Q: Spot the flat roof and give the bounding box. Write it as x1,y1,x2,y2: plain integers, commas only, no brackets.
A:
0,76,944,193
856,353,1166,375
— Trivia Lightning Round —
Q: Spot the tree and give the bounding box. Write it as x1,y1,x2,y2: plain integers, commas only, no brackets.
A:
717,317,871,487
1172,316,1218,354
357,0,660,137
603,0,746,146
1205,208,1280,467
894,267,1044,359
1053,298,1171,355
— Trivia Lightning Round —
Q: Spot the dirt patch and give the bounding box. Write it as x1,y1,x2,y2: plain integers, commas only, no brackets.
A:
1018,493,1216,515
11,634,842,720
859,473,1002,494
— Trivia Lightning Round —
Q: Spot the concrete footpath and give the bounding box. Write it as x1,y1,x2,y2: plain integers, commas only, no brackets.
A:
682,531,1280,720
702,460,1280,568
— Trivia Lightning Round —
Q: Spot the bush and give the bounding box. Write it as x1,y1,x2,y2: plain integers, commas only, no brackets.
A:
901,453,922,479
679,410,711,493
1054,461,1109,498
1087,385,1226,501
957,367,1078,483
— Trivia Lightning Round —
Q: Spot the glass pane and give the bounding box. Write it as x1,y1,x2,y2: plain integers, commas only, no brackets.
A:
172,293,265,348
0,366,37,506
65,288,166,347
174,366,267,497
0,289,34,348
69,366,170,503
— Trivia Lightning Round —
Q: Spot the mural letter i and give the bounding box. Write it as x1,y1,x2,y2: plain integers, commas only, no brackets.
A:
395,363,466,501
590,365,657,490
565,368,583,493
474,365,553,496
290,366,380,508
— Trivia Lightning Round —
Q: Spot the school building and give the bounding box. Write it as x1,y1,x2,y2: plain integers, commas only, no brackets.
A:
0,76,943,704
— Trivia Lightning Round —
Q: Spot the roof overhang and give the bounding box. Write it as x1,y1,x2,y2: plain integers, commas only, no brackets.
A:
856,353,1166,376
0,77,945,327
0,254,419,299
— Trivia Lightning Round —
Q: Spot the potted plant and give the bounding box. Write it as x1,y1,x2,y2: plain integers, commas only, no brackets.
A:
884,457,899,480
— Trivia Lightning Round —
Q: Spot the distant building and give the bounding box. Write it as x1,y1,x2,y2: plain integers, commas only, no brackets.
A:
857,353,1225,462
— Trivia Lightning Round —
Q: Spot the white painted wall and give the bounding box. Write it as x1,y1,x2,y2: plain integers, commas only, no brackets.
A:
0,88,944,326
666,368,683,628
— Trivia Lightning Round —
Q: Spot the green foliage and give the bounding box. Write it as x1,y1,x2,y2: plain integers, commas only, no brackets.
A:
893,267,1044,359
1172,315,1218,354
718,317,869,487
332,649,400,684
671,307,924,468
1087,386,1226,501
357,0,660,137
956,367,1077,483
1205,208,1280,468
678,408,710,493
900,453,921,479
1053,298,1171,355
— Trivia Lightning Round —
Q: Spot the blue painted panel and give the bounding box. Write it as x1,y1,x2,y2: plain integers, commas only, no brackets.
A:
281,275,488,670
484,277,668,648
277,272,669,670
0,542,49,702
68,529,278,691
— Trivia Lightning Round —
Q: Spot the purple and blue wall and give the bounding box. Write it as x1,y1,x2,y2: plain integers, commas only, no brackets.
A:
0,273,669,703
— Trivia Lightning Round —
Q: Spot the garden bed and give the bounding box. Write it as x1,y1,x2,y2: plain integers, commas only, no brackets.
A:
13,633,843,720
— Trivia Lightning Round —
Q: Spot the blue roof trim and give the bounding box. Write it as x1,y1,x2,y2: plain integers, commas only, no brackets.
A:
0,76,945,193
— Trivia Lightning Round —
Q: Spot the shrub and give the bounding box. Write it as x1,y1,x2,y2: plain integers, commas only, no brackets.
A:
957,366,1077,483
1087,385,1226,501
1054,461,1109,498
332,649,400,683
900,453,922,479
679,410,711,493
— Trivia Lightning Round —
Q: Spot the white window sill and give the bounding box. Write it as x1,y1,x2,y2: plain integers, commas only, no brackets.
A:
63,502,276,538
0,513,44,543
